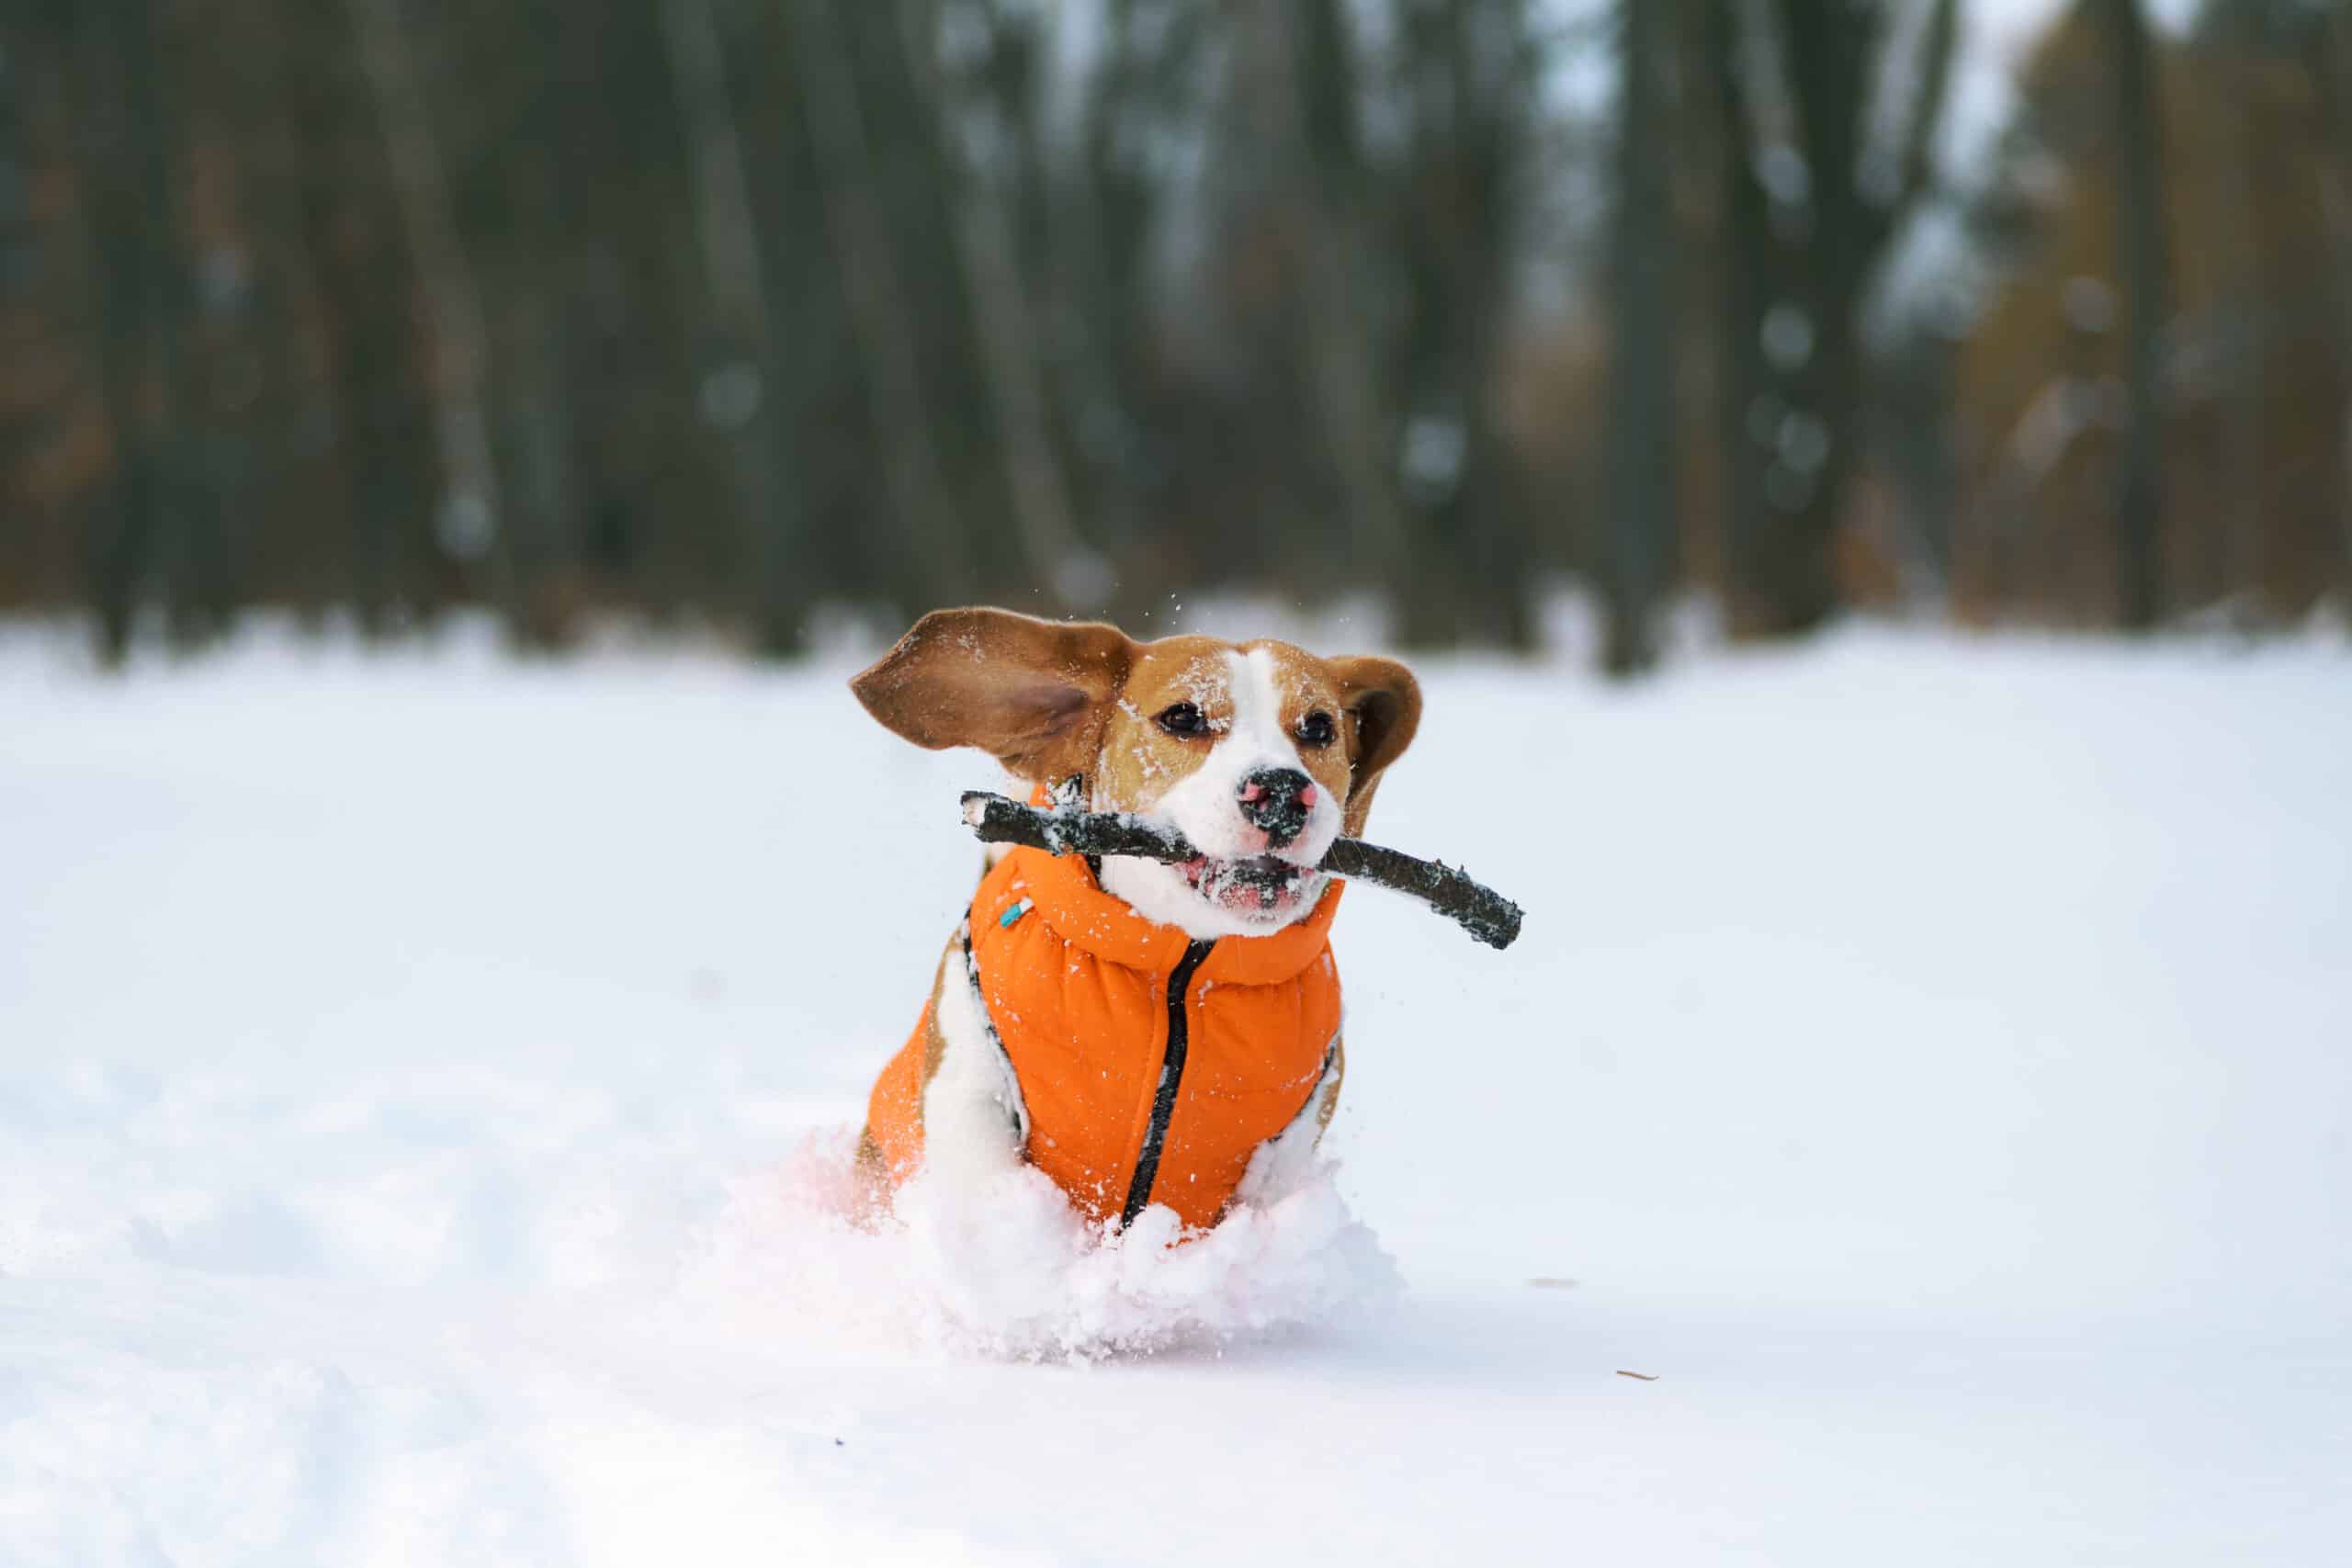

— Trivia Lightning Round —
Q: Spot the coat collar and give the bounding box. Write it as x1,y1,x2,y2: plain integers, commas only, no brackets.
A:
1003,842,1342,987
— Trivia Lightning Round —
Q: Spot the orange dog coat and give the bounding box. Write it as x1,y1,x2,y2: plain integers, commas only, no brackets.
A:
865,845,1344,1231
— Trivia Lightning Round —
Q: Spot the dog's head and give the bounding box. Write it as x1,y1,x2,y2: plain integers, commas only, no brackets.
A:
852,608,1420,939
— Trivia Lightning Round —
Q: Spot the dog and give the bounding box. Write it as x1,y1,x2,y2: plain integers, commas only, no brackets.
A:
850,607,1420,1234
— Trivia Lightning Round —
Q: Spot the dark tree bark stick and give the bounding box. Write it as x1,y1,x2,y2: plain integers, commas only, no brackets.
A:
960,793,1523,952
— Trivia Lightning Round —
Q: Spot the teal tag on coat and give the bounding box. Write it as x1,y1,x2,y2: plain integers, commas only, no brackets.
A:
999,897,1033,929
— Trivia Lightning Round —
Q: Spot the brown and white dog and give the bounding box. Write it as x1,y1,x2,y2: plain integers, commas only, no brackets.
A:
848,608,1421,1231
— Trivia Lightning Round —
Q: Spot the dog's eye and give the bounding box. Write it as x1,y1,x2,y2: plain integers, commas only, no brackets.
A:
1296,711,1338,748
1157,702,1208,738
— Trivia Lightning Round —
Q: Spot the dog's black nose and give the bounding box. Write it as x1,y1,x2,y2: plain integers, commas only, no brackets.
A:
1237,767,1317,849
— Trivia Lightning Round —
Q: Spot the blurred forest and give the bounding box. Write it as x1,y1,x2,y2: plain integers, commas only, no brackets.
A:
1,0,2348,671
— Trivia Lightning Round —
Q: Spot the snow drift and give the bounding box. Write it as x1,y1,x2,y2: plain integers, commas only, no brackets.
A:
4,615,2347,1566
677,1134,1399,1362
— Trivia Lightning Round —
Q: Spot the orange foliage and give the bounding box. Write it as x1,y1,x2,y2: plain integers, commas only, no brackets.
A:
1954,9,2352,621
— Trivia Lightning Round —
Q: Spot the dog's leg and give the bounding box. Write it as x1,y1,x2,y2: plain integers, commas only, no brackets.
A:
1233,1034,1344,1209
916,920,1032,1188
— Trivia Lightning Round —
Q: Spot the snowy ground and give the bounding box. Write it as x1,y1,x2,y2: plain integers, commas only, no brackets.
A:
3,615,2347,1566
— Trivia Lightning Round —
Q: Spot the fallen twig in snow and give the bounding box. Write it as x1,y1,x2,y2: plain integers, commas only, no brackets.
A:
959,792,1524,951
1615,1371,1660,1382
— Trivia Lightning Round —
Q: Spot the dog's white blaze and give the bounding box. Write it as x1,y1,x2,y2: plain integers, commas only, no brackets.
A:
919,927,1032,1184
1227,646,1294,773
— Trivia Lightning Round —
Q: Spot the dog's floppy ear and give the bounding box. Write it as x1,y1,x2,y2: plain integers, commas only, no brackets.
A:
1328,656,1422,837
851,608,1135,782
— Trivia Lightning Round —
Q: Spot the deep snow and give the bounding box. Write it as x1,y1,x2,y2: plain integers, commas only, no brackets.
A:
2,615,2346,1566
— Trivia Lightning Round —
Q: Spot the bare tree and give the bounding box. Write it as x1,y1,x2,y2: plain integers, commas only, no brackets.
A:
0,31,30,534
1707,0,1771,624
786,0,973,610
2209,36,2264,613
2310,2,2352,594
343,0,507,619
1242,0,1414,616
660,0,809,649
70,0,194,660
2098,0,2168,630
1602,0,1671,676
1055,0,1213,604
1390,0,1542,650
265,0,437,629
925,1,1092,609
1724,0,1958,637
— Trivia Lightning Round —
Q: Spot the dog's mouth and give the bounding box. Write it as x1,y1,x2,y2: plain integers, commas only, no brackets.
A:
1179,854,1324,918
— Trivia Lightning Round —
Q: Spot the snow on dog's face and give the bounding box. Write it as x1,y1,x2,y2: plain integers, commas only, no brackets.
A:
851,609,1419,940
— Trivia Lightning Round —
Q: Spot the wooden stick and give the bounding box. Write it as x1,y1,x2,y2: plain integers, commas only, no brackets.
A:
959,792,1523,951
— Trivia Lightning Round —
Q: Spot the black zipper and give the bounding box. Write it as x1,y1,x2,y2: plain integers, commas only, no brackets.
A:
1120,938,1216,1228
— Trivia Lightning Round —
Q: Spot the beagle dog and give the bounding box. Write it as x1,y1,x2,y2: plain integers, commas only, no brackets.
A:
850,608,1420,1234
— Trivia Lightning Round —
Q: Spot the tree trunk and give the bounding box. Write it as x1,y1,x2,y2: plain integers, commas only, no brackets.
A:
272,2,423,631
1602,0,1672,677
926,9,1090,611
2101,0,2169,631
1433,0,1535,652
785,0,971,611
1250,0,1413,633
0,30,33,552
1745,0,1956,639
1711,0,1770,630
1059,0,1192,597
1758,1,1871,638
73,0,199,663
660,0,809,652
343,0,508,620
2311,4,2352,599
2213,64,2264,614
